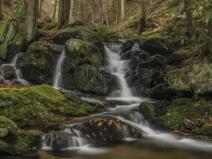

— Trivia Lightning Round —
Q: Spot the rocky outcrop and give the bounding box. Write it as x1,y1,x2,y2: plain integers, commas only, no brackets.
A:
63,38,114,95
0,85,102,129
20,41,64,84
0,0,29,62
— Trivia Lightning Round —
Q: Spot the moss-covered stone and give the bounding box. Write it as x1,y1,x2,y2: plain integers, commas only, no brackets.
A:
166,60,212,95
65,38,103,65
0,116,17,137
63,38,112,95
52,26,121,45
0,0,28,61
0,85,98,129
20,41,63,84
161,98,212,135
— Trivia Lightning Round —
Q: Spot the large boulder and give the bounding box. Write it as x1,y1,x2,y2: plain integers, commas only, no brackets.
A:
0,85,100,128
20,41,63,84
139,39,169,56
63,38,113,95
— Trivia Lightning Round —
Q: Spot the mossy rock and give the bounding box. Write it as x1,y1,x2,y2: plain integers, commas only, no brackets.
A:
63,39,112,95
0,85,98,129
52,26,99,44
20,41,63,84
65,38,103,65
166,60,212,96
0,116,17,137
161,98,212,134
52,26,121,45
0,131,33,155
0,0,28,61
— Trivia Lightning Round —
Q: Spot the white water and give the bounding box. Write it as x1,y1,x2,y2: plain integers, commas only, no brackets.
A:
104,45,132,98
53,50,66,89
104,43,212,152
42,43,212,154
0,53,30,86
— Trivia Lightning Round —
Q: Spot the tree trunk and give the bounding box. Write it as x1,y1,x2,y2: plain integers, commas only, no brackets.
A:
184,0,194,38
26,0,39,41
139,0,148,28
58,0,71,28
207,18,212,53
38,0,43,18
0,0,3,20
69,0,74,24
52,0,58,20
120,0,125,23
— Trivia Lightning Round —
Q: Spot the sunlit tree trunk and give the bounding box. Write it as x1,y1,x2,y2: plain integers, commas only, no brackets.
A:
120,0,125,23
26,0,39,41
38,0,43,18
184,0,194,38
52,0,58,20
69,0,74,24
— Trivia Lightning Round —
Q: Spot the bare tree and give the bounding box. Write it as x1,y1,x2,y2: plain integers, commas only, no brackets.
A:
58,0,71,28
0,0,3,20
120,0,125,23
184,0,194,37
139,0,148,27
38,0,43,18
26,0,39,41
52,0,58,20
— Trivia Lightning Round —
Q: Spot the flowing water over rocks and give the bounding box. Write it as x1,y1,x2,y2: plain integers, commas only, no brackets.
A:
53,50,66,89
40,42,212,158
0,53,30,86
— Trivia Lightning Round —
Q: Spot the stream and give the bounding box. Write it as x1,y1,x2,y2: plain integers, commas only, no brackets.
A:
39,43,212,159
1,43,212,159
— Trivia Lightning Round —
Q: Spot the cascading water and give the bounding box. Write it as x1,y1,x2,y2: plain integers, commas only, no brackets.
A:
104,43,212,152
0,53,30,86
42,43,212,155
53,50,66,89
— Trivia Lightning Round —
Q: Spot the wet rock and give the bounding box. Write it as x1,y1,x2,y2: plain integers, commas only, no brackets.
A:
148,83,176,100
165,53,183,65
121,40,135,53
79,117,142,142
0,65,16,80
20,41,60,84
64,39,113,95
43,131,72,150
138,55,165,69
139,39,169,56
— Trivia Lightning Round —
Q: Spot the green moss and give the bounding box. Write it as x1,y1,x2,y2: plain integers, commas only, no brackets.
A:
161,98,212,130
0,85,96,129
193,123,212,136
141,102,157,120
0,0,28,60
66,38,103,65
0,116,18,136
24,41,53,69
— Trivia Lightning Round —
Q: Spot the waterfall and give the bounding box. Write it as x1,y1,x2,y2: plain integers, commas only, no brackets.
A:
0,53,30,86
104,43,212,152
41,43,212,154
104,44,132,97
53,50,66,89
